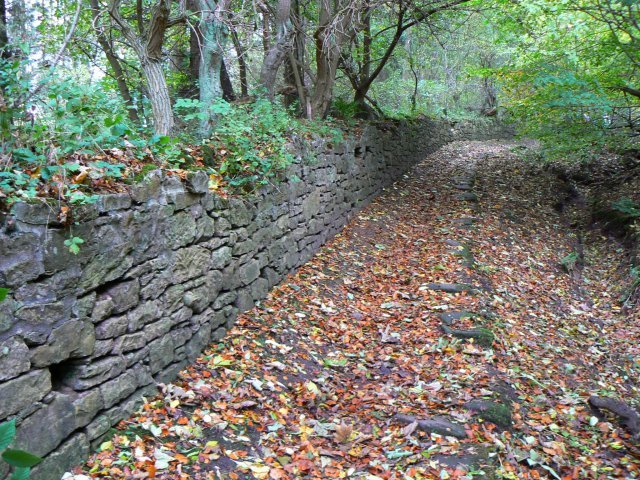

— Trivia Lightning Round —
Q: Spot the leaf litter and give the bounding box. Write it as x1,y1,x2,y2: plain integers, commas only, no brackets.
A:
74,140,640,479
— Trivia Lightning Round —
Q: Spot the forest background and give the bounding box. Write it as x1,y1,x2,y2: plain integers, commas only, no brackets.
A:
0,0,639,202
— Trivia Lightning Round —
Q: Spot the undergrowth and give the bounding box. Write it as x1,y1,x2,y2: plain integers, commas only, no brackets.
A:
0,73,347,209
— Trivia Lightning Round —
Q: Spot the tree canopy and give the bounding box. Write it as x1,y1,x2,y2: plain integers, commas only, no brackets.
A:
0,0,638,204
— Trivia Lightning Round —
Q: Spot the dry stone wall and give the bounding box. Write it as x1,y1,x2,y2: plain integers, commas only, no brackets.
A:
0,119,511,479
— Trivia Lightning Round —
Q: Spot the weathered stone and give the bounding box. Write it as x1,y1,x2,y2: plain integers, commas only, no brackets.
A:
79,248,133,291
239,259,260,286
73,388,104,428
85,414,111,441
185,171,209,193
438,311,475,326
0,336,30,381
127,300,162,331
97,193,132,212
171,246,212,283
144,317,172,341
426,283,476,294
213,291,237,310
183,271,222,314
441,325,495,348
215,217,231,235
465,399,512,428
12,201,59,225
235,287,255,312
30,320,95,367
62,356,125,390
154,360,188,384
103,279,140,314
162,284,186,312
16,300,67,326
0,369,50,419
166,211,197,248
100,371,137,408
31,433,90,480
130,169,163,204
148,335,175,373
95,314,128,339
227,199,253,227
233,238,257,256
211,327,227,342
395,414,467,439
93,339,114,357
112,331,147,354
185,322,212,362
0,299,14,334
251,277,269,302
15,392,76,456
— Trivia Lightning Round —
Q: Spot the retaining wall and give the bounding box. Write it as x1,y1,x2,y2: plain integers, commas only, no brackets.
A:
0,119,511,479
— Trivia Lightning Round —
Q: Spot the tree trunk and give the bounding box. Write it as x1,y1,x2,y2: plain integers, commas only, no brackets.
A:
283,0,304,110
258,0,292,98
0,0,8,55
89,0,139,122
309,0,355,118
141,57,174,135
220,58,235,101
108,0,177,135
229,24,248,97
198,0,230,137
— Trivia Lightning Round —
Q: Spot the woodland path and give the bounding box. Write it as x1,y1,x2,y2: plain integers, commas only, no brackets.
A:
76,141,640,480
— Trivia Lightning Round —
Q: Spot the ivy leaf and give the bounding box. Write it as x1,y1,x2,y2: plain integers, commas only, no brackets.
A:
10,467,31,480
2,449,42,468
0,419,16,450
0,288,9,303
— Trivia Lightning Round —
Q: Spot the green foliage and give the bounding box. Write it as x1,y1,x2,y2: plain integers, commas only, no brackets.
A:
611,198,640,219
176,97,344,190
0,419,41,479
560,251,579,273
64,236,85,255
0,288,9,302
332,99,360,120
496,0,640,158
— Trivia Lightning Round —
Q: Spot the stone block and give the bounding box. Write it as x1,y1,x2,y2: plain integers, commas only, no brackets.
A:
170,246,212,283
211,246,232,270
185,322,211,362
97,193,132,212
127,300,162,332
238,259,260,286
0,336,30,381
212,291,237,310
143,317,172,342
15,392,76,457
185,171,209,193
31,433,90,480
227,199,253,227
0,369,51,420
95,314,128,339
148,335,175,374
251,278,269,302
165,211,197,249
112,331,147,354
235,287,255,312
73,388,104,429
100,371,137,408
130,169,163,204
62,356,125,390
30,320,95,367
